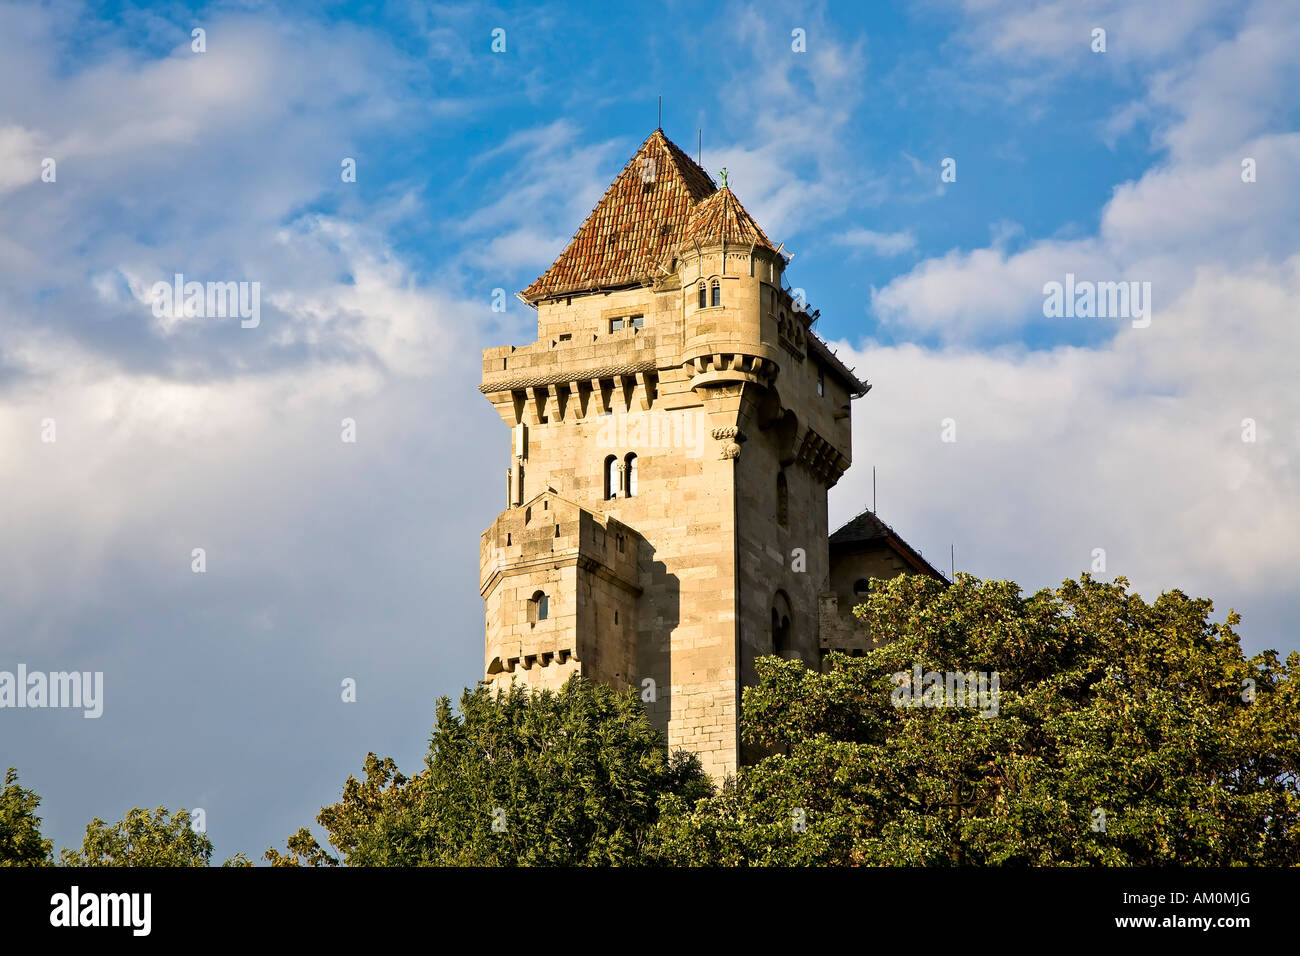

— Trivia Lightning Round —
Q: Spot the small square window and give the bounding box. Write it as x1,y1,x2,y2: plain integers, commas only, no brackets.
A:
610,318,624,332
559,333,571,342
629,315,644,329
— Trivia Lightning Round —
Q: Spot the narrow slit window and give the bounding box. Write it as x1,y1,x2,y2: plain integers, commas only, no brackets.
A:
604,455,618,500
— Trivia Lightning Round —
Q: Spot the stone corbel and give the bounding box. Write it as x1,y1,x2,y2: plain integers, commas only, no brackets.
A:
592,378,611,414
633,371,652,411
711,425,746,460
529,387,547,424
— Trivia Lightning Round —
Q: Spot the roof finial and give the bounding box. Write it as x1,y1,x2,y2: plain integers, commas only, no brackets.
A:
720,167,728,188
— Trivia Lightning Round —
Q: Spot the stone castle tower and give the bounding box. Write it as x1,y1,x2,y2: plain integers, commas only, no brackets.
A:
477,128,913,780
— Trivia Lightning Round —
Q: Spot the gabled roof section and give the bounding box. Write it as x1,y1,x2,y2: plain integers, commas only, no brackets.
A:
522,129,718,302
686,186,775,249
830,509,895,548
830,509,948,582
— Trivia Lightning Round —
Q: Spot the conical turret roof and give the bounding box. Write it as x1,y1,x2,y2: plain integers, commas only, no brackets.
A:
686,185,774,248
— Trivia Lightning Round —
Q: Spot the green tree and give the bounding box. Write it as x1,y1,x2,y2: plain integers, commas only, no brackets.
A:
653,573,1300,865
268,677,711,866
0,767,54,866
60,807,213,866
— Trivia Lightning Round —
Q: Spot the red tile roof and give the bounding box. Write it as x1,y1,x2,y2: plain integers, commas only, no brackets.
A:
522,129,773,302
687,186,774,248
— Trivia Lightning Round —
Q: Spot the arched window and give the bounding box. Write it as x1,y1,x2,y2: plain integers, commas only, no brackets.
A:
771,591,793,658
710,280,721,308
698,283,706,309
624,453,638,498
853,578,871,597
776,471,788,526
528,590,549,623
604,455,618,500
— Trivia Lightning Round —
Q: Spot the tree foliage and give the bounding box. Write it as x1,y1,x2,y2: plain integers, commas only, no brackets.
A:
60,807,213,867
653,573,1300,865
0,767,53,866
268,677,711,866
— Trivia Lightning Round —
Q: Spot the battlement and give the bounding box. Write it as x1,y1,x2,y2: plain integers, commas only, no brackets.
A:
480,491,642,694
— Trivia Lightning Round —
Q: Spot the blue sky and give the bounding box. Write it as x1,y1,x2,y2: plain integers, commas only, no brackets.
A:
2,0,1298,861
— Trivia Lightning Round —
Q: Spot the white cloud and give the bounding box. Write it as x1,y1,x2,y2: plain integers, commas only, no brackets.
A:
834,256,1300,638
872,0,1300,345
833,228,918,257
838,0,1300,655
0,4,498,859
951,0,1224,66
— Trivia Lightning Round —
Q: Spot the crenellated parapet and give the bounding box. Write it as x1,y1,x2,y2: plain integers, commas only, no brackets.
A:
480,491,642,694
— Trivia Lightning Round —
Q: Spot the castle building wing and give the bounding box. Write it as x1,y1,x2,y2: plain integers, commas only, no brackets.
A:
829,508,947,581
